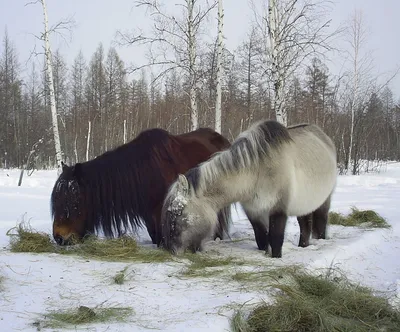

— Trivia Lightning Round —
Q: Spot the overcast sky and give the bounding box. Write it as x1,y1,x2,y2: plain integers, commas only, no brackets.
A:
1,0,399,98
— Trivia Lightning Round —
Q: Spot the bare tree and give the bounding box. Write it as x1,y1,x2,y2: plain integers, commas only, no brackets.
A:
26,0,74,171
117,0,217,131
252,0,335,125
214,0,223,133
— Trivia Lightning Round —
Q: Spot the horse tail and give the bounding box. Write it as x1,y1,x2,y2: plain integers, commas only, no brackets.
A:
214,204,232,240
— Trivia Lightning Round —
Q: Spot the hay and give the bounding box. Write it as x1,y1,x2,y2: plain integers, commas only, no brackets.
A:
329,207,390,228
7,223,55,253
113,266,129,285
181,253,243,277
234,269,400,332
6,222,173,263
37,305,133,328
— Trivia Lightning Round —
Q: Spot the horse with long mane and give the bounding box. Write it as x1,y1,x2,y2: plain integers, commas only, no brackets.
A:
51,127,232,246
161,120,337,258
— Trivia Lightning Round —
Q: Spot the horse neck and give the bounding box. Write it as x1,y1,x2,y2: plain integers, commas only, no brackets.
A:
194,166,255,212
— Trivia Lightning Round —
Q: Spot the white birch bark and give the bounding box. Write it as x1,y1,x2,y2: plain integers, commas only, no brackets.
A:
123,119,127,144
214,0,224,133
41,0,63,171
268,0,287,126
347,10,362,173
74,134,78,163
86,120,91,161
187,0,198,130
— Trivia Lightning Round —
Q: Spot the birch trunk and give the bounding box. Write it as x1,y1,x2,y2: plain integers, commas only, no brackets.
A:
74,134,78,163
41,0,62,173
268,0,287,126
123,119,127,144
214,0,224,133
187,0,198,130
86,120,91,161
347,11,362,173
41,0,63,171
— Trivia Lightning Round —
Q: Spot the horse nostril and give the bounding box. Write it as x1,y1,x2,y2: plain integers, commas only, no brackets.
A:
54,235,65,246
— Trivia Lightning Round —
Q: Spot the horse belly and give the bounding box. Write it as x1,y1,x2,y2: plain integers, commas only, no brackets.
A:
287,163,336,217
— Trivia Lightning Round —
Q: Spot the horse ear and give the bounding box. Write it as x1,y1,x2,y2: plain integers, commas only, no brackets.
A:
61,161,68,172
177,174,189,196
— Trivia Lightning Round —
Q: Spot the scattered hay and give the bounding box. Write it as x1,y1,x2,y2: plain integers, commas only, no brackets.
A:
7,223,55,253
328,211,348,226
232,268,400,332
113,266,129,285
181,253,243,278
37,305,133,329
6,223,173,263
231,310,250,332
329,207,390,228
65,236,173,263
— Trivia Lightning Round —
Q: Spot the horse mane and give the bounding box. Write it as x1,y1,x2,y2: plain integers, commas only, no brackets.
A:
52,128,182,238
186,120,293,194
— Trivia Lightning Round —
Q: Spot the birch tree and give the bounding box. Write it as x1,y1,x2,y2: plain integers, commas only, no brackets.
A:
26,0,74,171
117,0,217,131
214,0,223,133
253,0,334,126
344,9,374,173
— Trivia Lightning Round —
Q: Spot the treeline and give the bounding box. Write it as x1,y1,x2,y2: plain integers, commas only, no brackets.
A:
0,31,399,173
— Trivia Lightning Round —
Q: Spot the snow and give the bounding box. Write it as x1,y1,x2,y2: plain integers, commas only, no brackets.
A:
1,164,400,331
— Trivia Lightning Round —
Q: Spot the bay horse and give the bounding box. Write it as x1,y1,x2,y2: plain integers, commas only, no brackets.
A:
161,120,337,258
51,127,232,246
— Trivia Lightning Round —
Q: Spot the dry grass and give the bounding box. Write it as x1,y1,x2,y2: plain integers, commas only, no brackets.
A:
7,223,172,263
231,268,400,332
329,207,390,228
113,266,129,285
7,223,55,253
34,305,133,329
180,253,244,278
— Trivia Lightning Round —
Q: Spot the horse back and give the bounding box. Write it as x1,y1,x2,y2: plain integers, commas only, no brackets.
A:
172,128,231,175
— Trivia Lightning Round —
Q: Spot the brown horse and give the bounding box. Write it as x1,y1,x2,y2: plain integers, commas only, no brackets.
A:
51,127,231,246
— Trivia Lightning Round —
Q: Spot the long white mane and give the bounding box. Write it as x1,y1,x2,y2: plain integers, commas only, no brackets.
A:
187,120,292,194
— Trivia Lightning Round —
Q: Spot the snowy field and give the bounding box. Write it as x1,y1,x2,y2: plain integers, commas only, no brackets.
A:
1,163,400,331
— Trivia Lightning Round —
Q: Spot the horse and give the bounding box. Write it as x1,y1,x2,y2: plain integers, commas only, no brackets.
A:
161,120,337,258
51,127,232,246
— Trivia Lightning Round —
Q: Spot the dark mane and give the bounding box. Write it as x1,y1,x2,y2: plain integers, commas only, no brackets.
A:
52,128,180,238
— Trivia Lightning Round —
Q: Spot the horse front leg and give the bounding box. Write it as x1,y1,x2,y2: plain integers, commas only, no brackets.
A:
268,212,287,258
243,207,269,250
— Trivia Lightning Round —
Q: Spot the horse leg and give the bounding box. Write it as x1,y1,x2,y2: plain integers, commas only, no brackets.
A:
268,212,287,258
151,204,163,246
146,221,158,246
312,196,331,240
243,208,269,250
297,214,312,247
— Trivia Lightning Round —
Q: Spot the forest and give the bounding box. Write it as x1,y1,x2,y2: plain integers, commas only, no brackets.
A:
0,0,399,175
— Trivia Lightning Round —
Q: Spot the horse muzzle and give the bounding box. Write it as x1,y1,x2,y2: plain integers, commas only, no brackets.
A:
53,234,75,246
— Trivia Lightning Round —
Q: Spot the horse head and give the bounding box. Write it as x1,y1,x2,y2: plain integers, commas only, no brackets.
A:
161,174,215,254
51,162,89,245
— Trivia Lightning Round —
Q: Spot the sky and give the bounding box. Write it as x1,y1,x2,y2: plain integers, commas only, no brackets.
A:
0,0,399,98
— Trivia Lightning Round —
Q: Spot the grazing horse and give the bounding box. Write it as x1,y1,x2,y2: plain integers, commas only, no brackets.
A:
161,120,337,258
51,127,231,246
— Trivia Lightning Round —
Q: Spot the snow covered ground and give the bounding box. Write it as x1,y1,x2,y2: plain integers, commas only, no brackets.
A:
0,163,399,331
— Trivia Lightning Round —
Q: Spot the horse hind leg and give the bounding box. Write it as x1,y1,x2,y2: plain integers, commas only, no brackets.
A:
268,212,287,258
297,214,312,247
312,195,331,240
